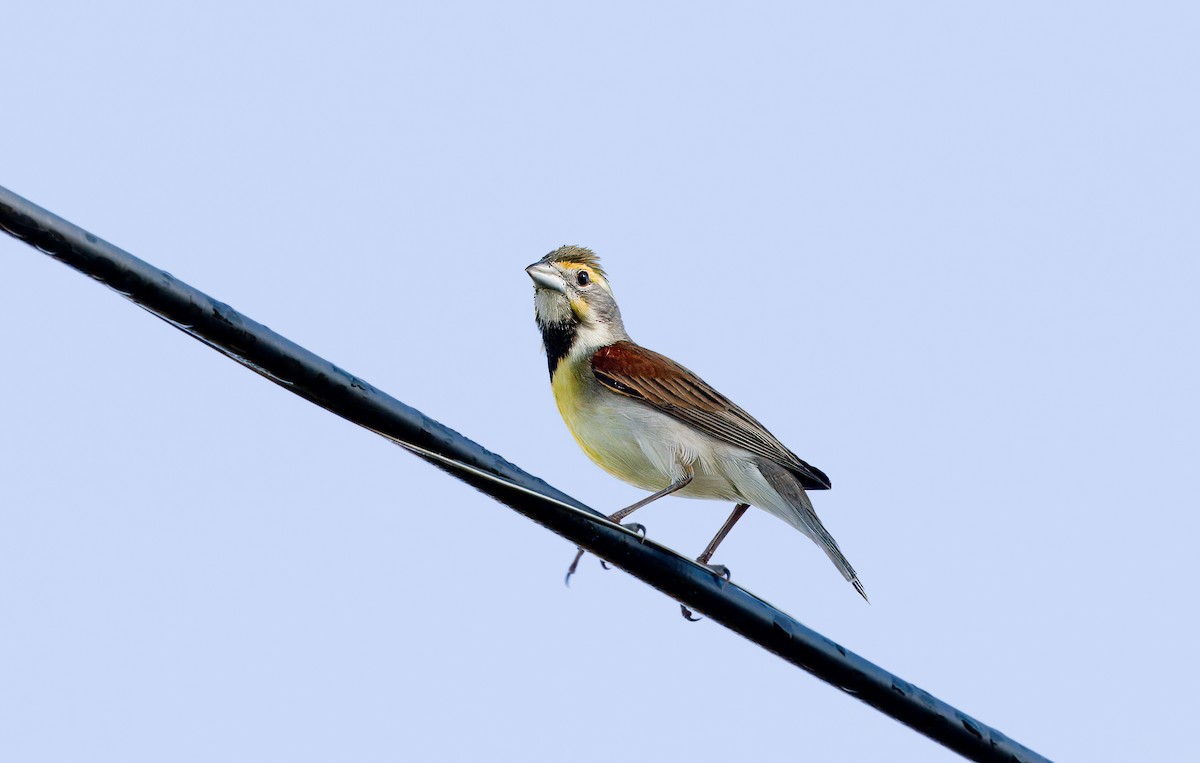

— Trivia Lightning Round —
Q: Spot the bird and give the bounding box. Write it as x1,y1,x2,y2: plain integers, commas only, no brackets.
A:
526,245,866,617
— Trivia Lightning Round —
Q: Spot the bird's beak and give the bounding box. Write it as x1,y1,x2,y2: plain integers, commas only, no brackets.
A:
526,262,567,293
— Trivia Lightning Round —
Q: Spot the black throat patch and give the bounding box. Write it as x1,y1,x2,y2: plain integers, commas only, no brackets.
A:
539,319,577,378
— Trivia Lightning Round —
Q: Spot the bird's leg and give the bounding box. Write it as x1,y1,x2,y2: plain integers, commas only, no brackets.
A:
680,503,750,621
696,503,750,576
565,471,694,586
609,471,694,524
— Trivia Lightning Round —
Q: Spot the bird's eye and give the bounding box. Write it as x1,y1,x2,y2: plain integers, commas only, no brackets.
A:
576,270,590,286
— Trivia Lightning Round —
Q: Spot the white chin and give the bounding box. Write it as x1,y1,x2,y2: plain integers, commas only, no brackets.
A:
534,289,571,324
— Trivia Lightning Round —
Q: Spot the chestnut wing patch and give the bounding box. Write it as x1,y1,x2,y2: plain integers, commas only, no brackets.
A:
591,342,831,490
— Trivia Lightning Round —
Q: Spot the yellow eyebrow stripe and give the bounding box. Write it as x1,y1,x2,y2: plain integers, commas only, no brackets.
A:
557,262,609,293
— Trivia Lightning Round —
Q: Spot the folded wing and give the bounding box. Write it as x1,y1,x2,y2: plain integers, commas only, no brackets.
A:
591,341,831,490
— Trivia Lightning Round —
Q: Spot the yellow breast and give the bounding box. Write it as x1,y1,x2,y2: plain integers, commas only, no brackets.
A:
551,360,606,465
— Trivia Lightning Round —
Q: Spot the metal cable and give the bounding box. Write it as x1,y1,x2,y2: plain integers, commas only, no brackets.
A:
1,184,1052,763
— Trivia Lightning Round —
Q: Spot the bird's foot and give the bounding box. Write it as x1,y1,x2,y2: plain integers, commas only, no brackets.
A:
702,563,732,581
564,547,586,587
680,604,703,621
566,523,647,582
598,523,647,569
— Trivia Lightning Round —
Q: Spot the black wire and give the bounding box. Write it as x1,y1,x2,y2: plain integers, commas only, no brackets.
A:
0,184,1053,763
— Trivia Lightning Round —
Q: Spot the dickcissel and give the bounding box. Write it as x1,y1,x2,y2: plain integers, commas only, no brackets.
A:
527,246,866,615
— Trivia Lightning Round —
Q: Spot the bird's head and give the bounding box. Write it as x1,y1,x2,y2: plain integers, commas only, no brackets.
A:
526,246,628,374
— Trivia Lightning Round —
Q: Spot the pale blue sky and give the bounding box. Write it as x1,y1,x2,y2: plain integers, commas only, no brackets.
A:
2,3,1197,761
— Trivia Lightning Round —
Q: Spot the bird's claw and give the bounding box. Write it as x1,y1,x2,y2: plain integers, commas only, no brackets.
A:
563,522,647,586
703,563,732,581
680,604,703,621
564,546,586,587
678,562,729,620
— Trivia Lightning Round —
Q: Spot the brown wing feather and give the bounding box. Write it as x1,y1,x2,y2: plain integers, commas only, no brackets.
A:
591,341,831,490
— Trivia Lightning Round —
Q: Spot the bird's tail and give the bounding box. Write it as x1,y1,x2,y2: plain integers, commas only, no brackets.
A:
755,457,868,602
